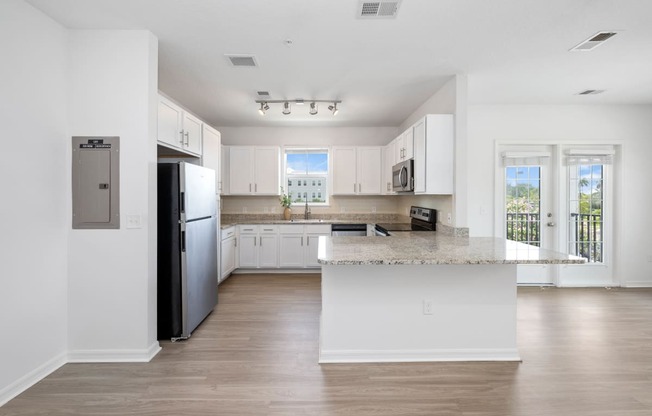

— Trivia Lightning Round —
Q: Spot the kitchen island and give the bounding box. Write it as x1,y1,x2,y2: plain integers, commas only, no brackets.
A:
317,233,584,363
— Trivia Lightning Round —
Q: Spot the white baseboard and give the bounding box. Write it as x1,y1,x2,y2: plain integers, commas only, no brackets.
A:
232,268,321,274
318,348,521,364
0,352,67,407
621,281,652,288
68,341,161,363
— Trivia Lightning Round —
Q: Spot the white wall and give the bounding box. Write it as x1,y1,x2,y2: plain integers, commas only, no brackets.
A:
0,0,69,404
467,104,652,287
67,30,160,359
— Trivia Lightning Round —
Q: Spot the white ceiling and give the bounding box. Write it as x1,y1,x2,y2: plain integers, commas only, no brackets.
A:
26,0,652,127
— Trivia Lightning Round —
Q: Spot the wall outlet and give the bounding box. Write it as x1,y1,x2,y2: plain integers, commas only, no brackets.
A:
126,214,142,229
447,213,452,224
423,300,433,315
371,206,377,213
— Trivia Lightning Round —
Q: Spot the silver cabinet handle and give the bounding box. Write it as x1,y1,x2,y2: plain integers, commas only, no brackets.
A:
179,130,184,144
359,183,362,193
260,236,262,245
301,236,304,246
307,237,309,246
184,131,189,146
249,183,252,192
255,183,257,192
353,183,356,193
235,237,237,247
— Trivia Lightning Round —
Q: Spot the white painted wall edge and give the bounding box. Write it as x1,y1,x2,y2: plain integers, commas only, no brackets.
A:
67,342,161,363
0,352,67,407
318,348,521,363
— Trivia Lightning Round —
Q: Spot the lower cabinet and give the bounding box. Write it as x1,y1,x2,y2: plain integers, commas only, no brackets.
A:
237,225,279,269
279,224,331,268
220,226,236,281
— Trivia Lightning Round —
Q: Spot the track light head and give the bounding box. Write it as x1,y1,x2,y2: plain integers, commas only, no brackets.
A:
309,102,318,115
258,102,268,116
328,103,339,116
282,102,291,115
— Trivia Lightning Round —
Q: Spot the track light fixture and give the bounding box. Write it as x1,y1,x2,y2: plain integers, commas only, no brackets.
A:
258,102,269,115
255,99,342,116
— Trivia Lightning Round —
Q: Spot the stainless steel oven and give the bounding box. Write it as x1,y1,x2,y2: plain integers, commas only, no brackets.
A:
392,159,414,192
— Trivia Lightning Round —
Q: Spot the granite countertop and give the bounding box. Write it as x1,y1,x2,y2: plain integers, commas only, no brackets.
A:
317,233,586,265
220,219,361,229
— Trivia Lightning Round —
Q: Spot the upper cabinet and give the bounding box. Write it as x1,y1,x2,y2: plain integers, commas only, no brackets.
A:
201,124,221,195
394,128,414,162
332,146,382,195
413,115,454,195
382,141,396,195
228,146,280,195
157,95,202,156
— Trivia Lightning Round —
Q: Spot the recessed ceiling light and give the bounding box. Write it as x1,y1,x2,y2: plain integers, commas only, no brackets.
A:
570,32,618,52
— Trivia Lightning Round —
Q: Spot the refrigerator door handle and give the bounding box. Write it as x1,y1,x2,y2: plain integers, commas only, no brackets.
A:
180,192,185,213
181,231,186,252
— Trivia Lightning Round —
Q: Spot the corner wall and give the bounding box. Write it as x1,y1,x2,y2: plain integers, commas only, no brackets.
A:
0,0,69,404
67,30,160,360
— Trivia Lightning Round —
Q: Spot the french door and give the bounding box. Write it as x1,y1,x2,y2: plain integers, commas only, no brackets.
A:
497,144,615,286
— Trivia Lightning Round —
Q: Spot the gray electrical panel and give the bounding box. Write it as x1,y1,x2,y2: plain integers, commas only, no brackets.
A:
72,136,120,229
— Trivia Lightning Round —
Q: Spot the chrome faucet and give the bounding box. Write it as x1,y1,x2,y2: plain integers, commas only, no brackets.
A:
304,199,311,220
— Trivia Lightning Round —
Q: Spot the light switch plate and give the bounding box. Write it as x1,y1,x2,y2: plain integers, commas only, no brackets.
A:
126,214,142,229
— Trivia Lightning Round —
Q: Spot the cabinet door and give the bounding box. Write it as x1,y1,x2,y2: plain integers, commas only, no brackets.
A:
182,113,202,155
253,147,280,195
202,125,221,195
305,234,326,267
279,234,305,267
238,234,258,267
157,97,183,148
258,234,278,268
394,136,404,161
404,128,414,159
229,147,254,194
356,147,382,195
382,141,396,194
332,147,357,195
221,237,235,280
413,118,426,194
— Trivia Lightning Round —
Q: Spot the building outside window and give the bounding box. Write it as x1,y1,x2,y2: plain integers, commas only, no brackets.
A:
285,148,329,204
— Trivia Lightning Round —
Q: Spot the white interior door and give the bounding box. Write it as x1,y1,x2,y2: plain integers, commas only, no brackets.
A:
497,145,556,285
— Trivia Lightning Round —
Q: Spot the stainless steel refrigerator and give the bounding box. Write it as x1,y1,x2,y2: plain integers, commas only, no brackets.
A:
158,162,218,340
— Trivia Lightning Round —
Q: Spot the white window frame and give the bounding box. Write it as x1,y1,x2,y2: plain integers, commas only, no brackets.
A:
283,147,330,206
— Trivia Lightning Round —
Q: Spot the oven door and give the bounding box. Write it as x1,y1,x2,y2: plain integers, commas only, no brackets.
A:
392,160,414,192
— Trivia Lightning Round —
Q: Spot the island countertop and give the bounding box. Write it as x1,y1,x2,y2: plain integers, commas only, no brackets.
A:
317,233,586,265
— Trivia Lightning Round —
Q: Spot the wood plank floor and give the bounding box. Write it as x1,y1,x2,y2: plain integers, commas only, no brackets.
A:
3,274,652,415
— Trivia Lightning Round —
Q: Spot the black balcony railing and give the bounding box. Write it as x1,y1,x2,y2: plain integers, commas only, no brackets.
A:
506,213,540,246
570,213,602,263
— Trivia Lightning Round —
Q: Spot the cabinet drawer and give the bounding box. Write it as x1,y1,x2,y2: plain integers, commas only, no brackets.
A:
279,224,304,234
237,225,259,234
259,225,279,234
221,226,236,240
305,224,331,234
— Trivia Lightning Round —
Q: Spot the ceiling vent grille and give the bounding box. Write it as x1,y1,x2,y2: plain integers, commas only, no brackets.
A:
570,31,617,52
225,55,258,67
257,91,270,98
577,89,605,95
358,1,401,18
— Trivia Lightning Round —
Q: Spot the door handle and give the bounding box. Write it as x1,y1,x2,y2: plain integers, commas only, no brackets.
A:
307,237,309,246
301,236,304,246
359,183,362,193
249,183,252,192
547,222,556,227
184,131,189,146
255,183,257,192
259,236,262,246
254,237,257,246
353,183,356,193
179,130,184,144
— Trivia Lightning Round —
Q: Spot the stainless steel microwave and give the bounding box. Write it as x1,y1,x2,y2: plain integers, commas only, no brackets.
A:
392,159,414,192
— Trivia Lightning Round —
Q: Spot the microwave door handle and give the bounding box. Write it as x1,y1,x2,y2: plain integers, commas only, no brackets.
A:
398,166,404,190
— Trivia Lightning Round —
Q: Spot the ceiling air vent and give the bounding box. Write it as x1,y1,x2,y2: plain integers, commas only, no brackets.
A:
570,31,618,52
577,89,605,95
358,1,401,18
257,91,270,98
225,54,258,67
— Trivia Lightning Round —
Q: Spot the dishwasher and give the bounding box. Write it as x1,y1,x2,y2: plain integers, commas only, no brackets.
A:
331,223,367,236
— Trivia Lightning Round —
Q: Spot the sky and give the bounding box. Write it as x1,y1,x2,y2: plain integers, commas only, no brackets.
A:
286,153,328,175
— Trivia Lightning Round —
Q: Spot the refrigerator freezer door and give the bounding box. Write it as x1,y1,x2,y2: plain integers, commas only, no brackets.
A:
180,162,216,221
181,217,218,337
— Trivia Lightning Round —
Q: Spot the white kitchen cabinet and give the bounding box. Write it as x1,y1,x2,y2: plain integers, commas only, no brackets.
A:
157,95,202,156
236,224,279,269
220,226,236,281
382,141,396,195
220,145,229,195
228,146,280,195
279,224,330,268
413,114,454,195
332,147,382,195
202,125,221,194
394,128,414,162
